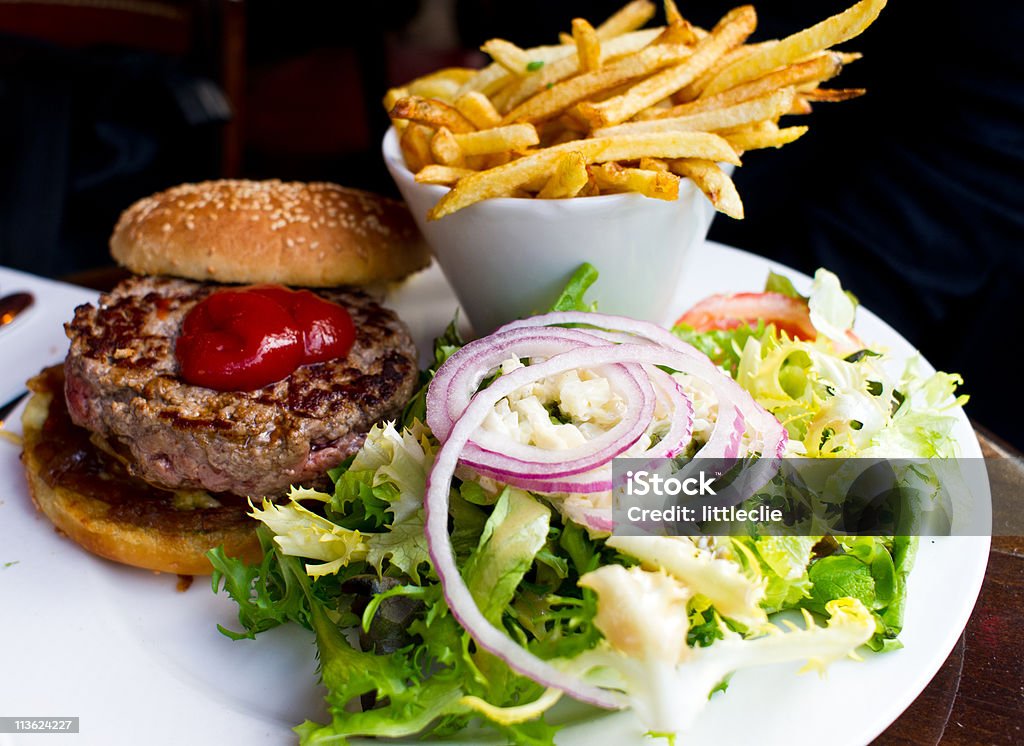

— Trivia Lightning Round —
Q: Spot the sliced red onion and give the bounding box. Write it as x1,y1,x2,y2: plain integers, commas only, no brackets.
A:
571,508,615,533
428,327,657,479
638,368,694,459
427,327,611,440
460,364,653,475
425,342,785,709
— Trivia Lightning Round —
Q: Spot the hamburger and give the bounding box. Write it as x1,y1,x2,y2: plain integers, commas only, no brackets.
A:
20,179,431,575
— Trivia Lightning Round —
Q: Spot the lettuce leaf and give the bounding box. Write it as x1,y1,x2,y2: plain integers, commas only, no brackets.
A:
549,262,599,313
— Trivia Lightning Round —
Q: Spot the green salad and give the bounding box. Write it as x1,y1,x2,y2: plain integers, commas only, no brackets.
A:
210,266,967,745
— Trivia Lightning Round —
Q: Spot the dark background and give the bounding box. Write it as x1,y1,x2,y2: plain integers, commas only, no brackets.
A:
1,1,1021,448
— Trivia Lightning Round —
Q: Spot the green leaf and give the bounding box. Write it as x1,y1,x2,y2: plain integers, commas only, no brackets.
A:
806,555,876,612
460,479,496,506
764,270,805,300
549,262,599,313
879,535,917,643
526,60,545,72
750,535,817,611
403,316,466,425
672,320,773,378
434,317,465,365
498,718,560,746
558,520,600,575
208,527,313,639
449,490,490,560
365,510,432,582
329,468,393,530
463,489,551,625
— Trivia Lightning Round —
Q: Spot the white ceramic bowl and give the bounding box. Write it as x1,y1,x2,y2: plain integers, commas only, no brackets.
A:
383,127,717,334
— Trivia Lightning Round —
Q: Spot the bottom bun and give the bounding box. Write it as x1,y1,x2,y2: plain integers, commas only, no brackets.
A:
21,365,262,575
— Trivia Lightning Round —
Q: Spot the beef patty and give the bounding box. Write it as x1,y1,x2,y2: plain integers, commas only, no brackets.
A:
64,276,419,497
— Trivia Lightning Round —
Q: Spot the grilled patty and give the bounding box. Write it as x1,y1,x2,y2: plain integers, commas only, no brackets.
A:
64,276,418,497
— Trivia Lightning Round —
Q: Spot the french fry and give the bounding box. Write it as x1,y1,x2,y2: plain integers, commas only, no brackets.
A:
639,156,670,172
452,124,540,155
788,96,813,114
673,42,770,102
537,152,590,198
572,18,602,73
480,152,515,169
384,87,411,134
576,5,758,129
408,67,477,88
459,41,579,97
561,0,656,43
406,68,477,103
721,123,808,151
592,162,681,200
407,78,461,103
702,0,886,96
594,0,657,40
482,39,582,77
657,0,701,45
399,124,435,172
390,96,477,133
641,52,845,119
667,158,744,218
489,85,517,115
386,68,477,105
415,164,477,186
457,63,514,98
594,88,795,137
498,28,663,114
663,0,684,27
481,39,535,76
383,86,409,112
454,91,502,129
430,127,465,166
801,87,866,102
501,43,694,124
429,131,739,219
580,169,601,196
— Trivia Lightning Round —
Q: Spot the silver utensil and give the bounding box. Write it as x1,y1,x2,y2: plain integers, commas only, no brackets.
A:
0,390,28,427
0,292,34,329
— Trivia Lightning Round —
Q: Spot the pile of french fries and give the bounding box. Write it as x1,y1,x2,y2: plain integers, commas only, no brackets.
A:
385,0,884,221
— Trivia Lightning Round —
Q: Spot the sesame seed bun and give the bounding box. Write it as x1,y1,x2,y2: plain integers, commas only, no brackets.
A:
109,179,431,287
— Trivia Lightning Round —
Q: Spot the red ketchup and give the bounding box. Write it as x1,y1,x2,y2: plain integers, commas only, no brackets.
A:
176,285,356,391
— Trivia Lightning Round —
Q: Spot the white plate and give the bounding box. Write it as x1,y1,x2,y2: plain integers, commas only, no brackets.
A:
0,244,989,746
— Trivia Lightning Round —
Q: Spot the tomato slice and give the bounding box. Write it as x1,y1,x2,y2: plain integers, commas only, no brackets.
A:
675,292,818,341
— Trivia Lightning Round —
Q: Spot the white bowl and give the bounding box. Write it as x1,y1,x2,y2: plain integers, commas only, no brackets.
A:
383,127,717,334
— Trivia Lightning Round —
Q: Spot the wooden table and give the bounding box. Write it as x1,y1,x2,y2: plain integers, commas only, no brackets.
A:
877,427,1024,745
64,268,1024,745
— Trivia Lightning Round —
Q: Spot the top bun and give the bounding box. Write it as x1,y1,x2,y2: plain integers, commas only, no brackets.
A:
110,180,431,286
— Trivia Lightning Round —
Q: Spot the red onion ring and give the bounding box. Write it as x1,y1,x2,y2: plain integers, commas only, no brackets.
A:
428,327,657,479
